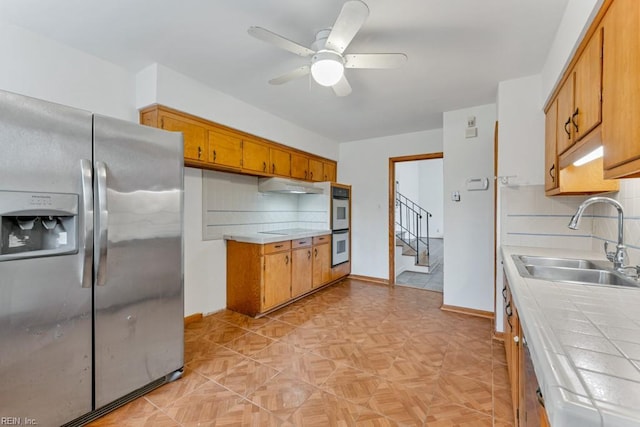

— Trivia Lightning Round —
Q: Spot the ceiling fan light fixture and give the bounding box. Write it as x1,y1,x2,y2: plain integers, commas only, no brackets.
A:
311,50,344,86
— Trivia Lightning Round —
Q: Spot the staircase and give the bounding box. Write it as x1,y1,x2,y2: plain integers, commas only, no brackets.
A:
395,191,432,268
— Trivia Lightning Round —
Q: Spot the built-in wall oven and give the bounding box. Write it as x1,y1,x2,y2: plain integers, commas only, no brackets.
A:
331,185,350,266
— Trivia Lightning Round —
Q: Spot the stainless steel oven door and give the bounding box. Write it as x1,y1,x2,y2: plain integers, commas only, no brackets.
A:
332,197,349,230
332,230,349,266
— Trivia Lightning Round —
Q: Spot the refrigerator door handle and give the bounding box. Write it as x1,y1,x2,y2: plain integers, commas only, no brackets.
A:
80,159,94,288
95,161,109,286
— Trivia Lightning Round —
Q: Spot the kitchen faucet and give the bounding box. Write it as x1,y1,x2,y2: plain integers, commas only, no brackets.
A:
568,196,628,272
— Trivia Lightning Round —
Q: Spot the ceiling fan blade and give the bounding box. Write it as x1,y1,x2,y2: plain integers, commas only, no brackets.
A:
248,26,315,57
345,53,408,69
325,0,369,54
268,65,310,85
332,75,352,97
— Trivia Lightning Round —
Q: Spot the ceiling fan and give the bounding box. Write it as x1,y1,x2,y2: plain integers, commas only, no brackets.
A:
248,0,407,96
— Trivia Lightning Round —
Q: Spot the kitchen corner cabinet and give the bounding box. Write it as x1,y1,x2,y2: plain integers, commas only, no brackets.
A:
601,0,640,179
139,104,337,181
227,234,337,317
503,275,550,427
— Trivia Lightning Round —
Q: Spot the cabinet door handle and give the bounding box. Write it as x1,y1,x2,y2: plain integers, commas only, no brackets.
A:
314,248,318,258
272,163,276,174
285,255,289,265
549,163,555,182
198,146,202,159
304,170,308,179
213,150,217,162
310,171,313,179
307,250,311,260
564,117,572,138
263,161,267,172
274,244,283,249
536,387,545,408
571,108,579,133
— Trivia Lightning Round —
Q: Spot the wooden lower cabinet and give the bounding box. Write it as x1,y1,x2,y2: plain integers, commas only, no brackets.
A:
227,234,343,317
291,239,313,298
312,236,331,288
263,250,292,310
504,275,551,427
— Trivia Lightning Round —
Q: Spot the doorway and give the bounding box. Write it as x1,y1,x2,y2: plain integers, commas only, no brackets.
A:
389,153,444,290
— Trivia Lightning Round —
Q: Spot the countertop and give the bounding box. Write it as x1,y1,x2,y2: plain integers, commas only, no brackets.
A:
502,245,640,427
223,228,331,244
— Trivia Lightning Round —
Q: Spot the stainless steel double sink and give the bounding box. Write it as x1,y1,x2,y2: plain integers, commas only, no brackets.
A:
512,255,639,288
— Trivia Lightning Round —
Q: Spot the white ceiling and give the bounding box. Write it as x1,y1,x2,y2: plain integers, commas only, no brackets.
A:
0,0,569,142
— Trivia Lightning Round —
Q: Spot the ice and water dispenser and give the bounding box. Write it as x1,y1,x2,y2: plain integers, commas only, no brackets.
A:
0,191,78,261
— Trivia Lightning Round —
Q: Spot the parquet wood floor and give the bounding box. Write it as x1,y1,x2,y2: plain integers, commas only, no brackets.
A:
88,279,514,426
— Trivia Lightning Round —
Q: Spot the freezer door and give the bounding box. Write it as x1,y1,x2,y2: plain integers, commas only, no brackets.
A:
0,90,94,425
92,115,184,408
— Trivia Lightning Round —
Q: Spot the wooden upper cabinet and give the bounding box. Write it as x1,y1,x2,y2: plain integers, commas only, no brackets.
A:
555,76,575,155
556,28,603,156
242,138,270,174
602,0,640,178
139,105,338,181
291,153,309,180
573,28,603,140
308,158,324,182
545,100,559,192
323,161,337,182
158,111,208,163
208,130,242,169
270,147,291,177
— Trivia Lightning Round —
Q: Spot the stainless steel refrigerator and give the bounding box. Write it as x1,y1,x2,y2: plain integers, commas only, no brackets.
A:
0,90,184,426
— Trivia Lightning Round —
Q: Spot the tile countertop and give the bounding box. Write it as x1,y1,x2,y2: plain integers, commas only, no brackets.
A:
223,228,332,244
502,245,640,427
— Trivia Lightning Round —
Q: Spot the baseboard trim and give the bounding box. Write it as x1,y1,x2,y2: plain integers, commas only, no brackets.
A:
441,304,494,320
184,313,203,326
347,274,390,285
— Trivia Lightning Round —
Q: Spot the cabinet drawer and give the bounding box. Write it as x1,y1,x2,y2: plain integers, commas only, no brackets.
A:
292,238,312,248
264,240,291,254
313,235,330,245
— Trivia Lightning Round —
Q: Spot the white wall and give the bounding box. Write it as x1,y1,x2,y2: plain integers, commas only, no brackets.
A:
339,129,443,280
395,162,420,204
0,22,136,121
419,159,444,237
443,104,496,312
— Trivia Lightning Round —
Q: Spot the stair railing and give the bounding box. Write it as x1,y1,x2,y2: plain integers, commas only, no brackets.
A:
395,191,432,265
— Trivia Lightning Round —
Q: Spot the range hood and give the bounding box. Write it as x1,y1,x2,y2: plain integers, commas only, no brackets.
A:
258,177,323,194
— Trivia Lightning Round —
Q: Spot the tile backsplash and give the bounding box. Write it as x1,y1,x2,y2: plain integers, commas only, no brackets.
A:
501,179,640,266
202,170,330,240
591,178,640,266
500,185,592,250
